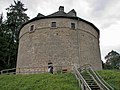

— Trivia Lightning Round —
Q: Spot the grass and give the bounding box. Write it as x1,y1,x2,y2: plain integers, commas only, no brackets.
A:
97,70,120,90
0,70,119,90
0,72,79,90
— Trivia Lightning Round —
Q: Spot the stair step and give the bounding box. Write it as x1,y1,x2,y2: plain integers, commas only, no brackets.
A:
82,75,90,77
88,82,97,85
86,81,96,84
84,78,93,80
83,75,91,78
86,80,95,82
81,73,89,75
91,88,100,90
85,79,94,81
84,77,92,80
89,85,99,87
90,87,100,89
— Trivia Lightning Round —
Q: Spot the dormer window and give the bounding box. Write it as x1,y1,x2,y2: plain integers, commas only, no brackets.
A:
71,23,75,29
51,22,56,27
29,25,35,32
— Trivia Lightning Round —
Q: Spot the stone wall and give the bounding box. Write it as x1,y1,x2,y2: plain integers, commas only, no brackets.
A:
17,18,102,73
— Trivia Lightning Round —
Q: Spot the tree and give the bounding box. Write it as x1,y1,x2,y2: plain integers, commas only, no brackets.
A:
0,0,29,70
0,13,5,70
104,50,120,69
6,0,29,43
5,0,29,69
0,13,10,70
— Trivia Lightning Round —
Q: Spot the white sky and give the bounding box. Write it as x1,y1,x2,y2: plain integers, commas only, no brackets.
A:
0,0,120,62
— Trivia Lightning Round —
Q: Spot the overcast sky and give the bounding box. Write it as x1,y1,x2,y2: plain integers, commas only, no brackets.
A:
0,0,120,62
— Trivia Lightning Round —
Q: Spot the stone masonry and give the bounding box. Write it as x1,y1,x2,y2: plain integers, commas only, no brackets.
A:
16,6,102,73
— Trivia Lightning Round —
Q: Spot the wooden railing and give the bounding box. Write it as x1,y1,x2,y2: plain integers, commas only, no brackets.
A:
0,65,73,74
0,68,16,74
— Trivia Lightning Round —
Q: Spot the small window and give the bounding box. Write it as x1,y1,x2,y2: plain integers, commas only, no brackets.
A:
71,23,75,29
51,22,56,27
29,25,35,32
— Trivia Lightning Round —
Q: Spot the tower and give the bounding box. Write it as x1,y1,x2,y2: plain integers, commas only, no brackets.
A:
17,6,102,73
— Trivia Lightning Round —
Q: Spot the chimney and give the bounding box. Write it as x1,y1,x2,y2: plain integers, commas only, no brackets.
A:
59,6,64,12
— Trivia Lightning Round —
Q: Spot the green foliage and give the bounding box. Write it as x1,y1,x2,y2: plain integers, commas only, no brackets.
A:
104,50,120,69
0,0,29,70
97,70,120,90
0,73,79,90
6,0,29,41
0,15,10,70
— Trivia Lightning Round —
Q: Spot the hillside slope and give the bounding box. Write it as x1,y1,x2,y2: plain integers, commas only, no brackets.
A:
98,70,120,90
0,73,79,90
0,70,119,90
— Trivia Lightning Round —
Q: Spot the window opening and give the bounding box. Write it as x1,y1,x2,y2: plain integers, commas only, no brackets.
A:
71,23,75,29
51,22,56,27
29,25,35,32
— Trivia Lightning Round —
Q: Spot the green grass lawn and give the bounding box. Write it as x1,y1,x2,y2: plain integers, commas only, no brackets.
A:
97,70,120,90
0,72,79,90
0,70,119,90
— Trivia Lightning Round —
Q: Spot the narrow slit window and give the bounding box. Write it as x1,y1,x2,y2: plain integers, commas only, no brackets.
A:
71,23,75,29
29,25,35,32
51,22,56,27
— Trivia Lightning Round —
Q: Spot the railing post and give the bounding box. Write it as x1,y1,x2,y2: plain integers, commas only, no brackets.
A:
1,71,3,74
81,83,86,90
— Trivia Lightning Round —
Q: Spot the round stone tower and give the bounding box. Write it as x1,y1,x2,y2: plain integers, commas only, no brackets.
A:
16,6,102,73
